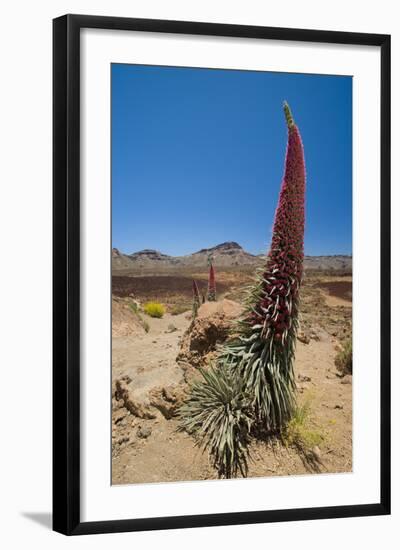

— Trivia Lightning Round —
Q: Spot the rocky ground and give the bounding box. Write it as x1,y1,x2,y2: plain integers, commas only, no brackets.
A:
111,279,352,485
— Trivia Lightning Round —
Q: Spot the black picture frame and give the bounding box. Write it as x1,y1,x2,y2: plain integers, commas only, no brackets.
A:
53,14,391,536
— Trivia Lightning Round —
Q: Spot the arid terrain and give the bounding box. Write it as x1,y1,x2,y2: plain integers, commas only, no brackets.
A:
111,243,352,485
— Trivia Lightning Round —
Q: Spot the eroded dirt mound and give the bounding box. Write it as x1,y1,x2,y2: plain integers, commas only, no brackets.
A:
177,299,243,367
112,296,145,337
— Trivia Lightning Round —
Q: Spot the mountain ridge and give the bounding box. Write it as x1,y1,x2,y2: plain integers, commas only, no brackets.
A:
112,242,352,272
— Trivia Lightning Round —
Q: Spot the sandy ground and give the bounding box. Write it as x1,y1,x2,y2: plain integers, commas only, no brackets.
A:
112,312,189,401
112,304,352,485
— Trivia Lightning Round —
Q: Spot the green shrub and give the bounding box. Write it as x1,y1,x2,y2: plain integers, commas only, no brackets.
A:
282,400,323,451
335,339,352,375
144,301,165,318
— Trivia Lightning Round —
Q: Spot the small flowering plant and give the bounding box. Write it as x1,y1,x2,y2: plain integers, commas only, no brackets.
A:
207,262,217,302
192,279,201,318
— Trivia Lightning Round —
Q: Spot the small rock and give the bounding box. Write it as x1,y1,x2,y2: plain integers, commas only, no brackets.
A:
334,404,344,409
310,326,330,342
297,331,310,344
340,375,352,385
113,409,127,424
165,324,178,333
298,374,312,382
137,426,152,439
311,445,323,463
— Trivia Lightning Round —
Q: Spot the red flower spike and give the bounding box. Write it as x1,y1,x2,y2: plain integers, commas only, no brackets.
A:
251,101,306,339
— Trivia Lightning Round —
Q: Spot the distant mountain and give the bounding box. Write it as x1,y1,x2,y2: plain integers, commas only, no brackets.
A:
303,255,352,271
112,243,352,272
181,241,258,268
112,242,258,270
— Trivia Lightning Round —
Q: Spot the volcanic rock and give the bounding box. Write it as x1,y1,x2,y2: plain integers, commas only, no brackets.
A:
177,299,243,367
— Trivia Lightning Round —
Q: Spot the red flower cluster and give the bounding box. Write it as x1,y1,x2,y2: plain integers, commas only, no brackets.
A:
251,103,306,343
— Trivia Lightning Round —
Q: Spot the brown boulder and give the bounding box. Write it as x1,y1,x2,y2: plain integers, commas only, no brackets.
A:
177,299,242,367
115,379,156,419
149,384,187,419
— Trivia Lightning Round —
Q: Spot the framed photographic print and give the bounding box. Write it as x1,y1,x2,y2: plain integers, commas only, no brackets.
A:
53,14,391,535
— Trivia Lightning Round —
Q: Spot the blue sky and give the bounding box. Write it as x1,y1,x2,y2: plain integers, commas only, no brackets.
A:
112,64,352,256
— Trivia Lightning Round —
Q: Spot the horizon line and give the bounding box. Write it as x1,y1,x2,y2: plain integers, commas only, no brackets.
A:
112,244,353,258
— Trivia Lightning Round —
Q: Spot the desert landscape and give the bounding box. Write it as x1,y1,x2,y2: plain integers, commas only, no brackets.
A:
111,242,352,484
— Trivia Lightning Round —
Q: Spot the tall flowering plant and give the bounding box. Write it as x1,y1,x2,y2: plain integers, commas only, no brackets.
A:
180,102,306,478
251,102,305,343
228,100,306,426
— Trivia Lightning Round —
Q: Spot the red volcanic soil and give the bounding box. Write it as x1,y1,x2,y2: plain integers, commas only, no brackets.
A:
112,275,229,300
314,280,352,302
